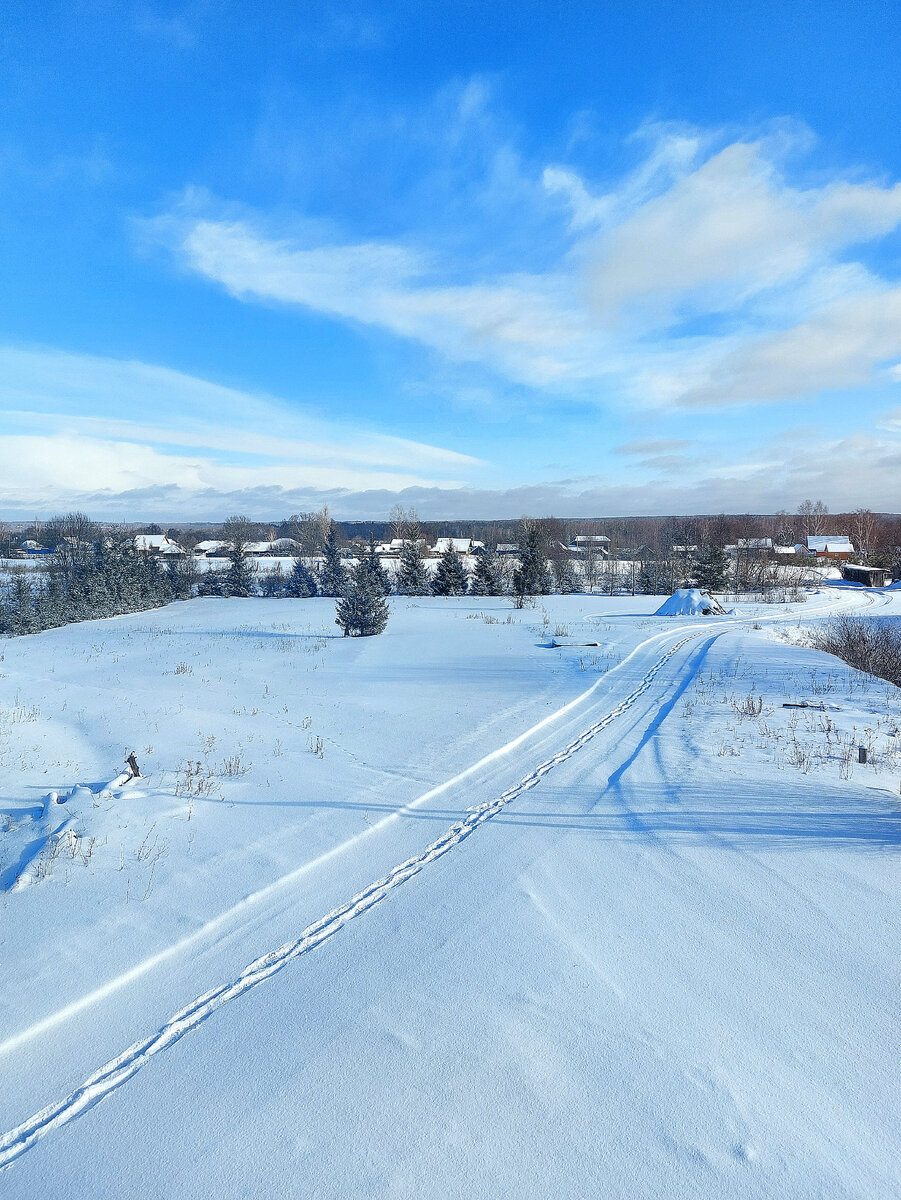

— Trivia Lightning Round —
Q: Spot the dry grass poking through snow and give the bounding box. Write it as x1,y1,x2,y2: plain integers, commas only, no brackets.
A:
809,615,901,689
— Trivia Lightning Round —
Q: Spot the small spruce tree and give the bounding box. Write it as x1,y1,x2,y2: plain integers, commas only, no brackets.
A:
513,522,551,600
261,562,286,597
285,556,318,598
224,544,256,597
319,524,349,597
362,535,392,596
552,556,579,594
692,545,728,593
198,569,226,596
396,524,430,595
432,543,469,595
335,560,390,636
470,545,504,596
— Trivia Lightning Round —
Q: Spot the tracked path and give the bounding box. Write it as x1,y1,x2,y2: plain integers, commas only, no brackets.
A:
0,628,712,1169
0,587,875,1170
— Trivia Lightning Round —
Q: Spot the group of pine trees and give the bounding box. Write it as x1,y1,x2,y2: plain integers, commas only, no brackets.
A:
0,538,184,636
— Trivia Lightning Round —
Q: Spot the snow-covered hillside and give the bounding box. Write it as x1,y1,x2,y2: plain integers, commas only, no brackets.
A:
1,589,900,1197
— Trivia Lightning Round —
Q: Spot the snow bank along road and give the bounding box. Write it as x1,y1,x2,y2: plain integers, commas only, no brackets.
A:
1,586,896,1194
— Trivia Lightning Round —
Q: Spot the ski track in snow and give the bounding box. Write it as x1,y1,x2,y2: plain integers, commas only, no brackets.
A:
0,627,713,1169
0,587,875,1170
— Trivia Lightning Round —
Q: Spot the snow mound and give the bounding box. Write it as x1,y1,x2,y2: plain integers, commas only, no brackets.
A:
654,588,725,616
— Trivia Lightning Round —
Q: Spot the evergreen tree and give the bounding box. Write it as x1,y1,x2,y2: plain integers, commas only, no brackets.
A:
224,545,256,597
432,543,469,595
138,551,170,606
335,559,390,636
1,521,179,638
470,545,505,596
396,525,430,595
319,523,349,597
220,514,257,597
165,556,197,601
692,545,728,592
0,585,13,636
284,556,318,598
552,555,579,594
198,569,226,597
33,566,66,630
261,562,286,597
4,575,38,635
362,535,391,596
513,522,551,599
636,559,656,595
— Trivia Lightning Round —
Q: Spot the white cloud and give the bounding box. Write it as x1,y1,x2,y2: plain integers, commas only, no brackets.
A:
147,124,901,412
614,438,691,456
0,345,480,514
170,215,598,390
589,140,901,324
671,285,901,407
4,429,897,521
0,433,448,497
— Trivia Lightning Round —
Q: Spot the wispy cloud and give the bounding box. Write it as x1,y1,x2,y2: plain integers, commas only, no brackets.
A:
146,120,901,412
134,6,198,50
0,345,480,516
614,438,691,456
5,430,898,522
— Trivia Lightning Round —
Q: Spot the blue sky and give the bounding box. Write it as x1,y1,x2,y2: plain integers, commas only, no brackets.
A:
3,1,901,520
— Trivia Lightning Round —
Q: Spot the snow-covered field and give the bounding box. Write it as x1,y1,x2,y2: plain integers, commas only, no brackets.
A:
1,588,900,1197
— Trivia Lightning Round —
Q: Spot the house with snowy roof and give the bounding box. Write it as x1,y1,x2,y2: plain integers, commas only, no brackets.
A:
134,535,183,556
807,536,854,559
375,538,427,556
727,538,775,557
431,538,484,555
568,535,610,558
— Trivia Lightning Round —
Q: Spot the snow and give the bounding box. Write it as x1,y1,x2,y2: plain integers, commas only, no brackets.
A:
1,588,901,1196
133,535,181,554
654,587,726,615
807,536,854,554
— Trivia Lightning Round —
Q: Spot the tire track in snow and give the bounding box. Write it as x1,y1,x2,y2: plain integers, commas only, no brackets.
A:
0,629,706,1169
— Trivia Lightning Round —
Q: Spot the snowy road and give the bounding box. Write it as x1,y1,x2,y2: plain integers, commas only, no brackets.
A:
2,589,900,1197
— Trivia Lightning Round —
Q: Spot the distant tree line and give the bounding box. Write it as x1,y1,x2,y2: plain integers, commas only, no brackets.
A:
4,501,897,640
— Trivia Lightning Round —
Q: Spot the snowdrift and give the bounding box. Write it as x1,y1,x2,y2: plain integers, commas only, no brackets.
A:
654,588,725,616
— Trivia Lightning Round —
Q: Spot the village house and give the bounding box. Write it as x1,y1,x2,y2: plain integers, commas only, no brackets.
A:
13,539,51,557
193,540,229,557
134,535,183,556
245,538,300,557
375,538,427,556
568,535,610,558
431,537,484,555
807,536,854,560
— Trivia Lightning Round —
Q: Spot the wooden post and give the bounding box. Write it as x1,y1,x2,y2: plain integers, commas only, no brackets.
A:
125,751,142,778
858,746,867,765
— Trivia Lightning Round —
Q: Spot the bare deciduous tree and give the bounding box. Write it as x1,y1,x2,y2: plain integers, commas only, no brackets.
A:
797,499,829,537
853,508,876,559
